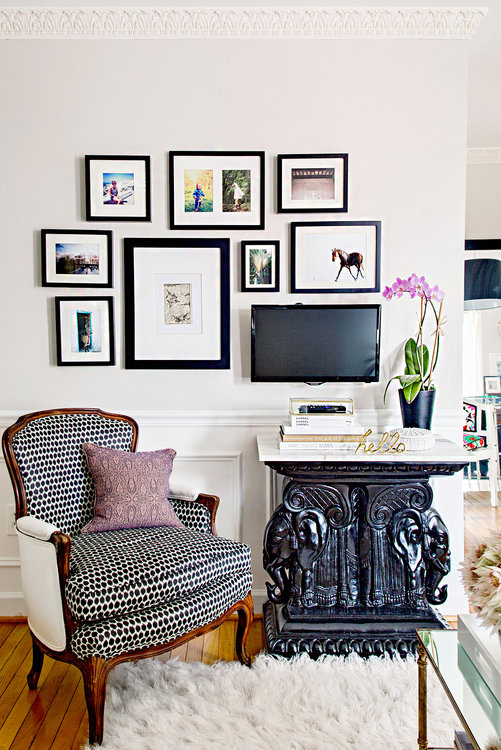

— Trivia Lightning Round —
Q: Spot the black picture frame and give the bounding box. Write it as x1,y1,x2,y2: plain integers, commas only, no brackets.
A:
41,229,113,288
277,153,348,214
463,401,477,432
241,240,280,292
55,296,115,366
124,237,230,369
169,151,265,230
291,220,381,294
85,154,151,221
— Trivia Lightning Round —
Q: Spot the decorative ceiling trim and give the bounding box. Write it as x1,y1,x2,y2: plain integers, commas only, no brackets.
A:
467,147,501,165
0,6,487,40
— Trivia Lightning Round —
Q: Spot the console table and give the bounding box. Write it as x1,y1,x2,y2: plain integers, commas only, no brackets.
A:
257,435,468,658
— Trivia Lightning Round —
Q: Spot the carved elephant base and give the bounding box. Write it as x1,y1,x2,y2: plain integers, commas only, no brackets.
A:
263,600,448,659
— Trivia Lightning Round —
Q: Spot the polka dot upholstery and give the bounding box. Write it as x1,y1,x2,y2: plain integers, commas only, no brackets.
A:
169,498,211,534
71,571,252,660
66,525,251,622
11,413,135,536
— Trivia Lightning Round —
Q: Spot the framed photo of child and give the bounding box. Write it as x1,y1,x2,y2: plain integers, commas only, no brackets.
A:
85,155,151,221
169,151,265,229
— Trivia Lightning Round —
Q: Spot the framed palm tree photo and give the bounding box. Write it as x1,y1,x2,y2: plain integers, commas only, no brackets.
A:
241,240,280,292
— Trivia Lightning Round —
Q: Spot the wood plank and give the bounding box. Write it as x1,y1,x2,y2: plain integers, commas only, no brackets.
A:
0,629,31,699
168,642,188,663
248,619,266,660
0,625,27,672
0,660,55,749
30,665,82,750
8,660,70,750
50,677,86,750
0,624,15,650
218,621,236,662
70,711,89,750
186,635,204,663
202,627,220,665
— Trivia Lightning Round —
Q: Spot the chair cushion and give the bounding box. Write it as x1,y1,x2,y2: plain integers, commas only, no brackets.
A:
66,525,252,622
71,571,252,660
81,444,181,533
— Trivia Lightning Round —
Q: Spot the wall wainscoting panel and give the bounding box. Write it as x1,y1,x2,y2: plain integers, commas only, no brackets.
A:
0,6,487,40
467,147,501,165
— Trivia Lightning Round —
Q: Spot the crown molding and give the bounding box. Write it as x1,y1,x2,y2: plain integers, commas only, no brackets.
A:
0,6,487,40
467,147,501,165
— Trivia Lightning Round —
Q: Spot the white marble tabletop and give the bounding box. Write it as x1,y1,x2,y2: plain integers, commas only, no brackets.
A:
257,433,471,464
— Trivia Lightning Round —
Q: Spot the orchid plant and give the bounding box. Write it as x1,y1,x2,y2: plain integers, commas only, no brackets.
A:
461,535,501,636
383,274,446,404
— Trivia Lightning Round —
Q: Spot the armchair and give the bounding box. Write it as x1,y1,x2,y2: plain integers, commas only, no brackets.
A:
3,408,253,746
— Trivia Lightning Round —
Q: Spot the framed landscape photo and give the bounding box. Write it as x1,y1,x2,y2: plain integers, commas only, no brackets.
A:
169,151,265,229
124,238,230,369
55,297,115,366
41,229,112,288
484,375,501,396
241,241,280,292
85,155,151,221
278,153,348,213
291,221,381,293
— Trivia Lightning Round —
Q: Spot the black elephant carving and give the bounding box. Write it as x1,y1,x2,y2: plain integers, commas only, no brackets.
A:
263,506,327,606
390,509,425,603
422,508,450,605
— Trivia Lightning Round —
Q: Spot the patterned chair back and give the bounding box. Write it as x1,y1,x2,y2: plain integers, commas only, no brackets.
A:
2,409,138,536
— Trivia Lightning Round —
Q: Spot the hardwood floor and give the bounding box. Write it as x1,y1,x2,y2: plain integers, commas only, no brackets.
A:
0,491,498,749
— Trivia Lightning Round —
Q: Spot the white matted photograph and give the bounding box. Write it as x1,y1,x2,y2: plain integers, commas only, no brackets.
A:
241,241,280,292
169,151,264,229
55,296,114,366
278,154,348,213
124,238,230,368
85,155,150,221
291,221,381,293
484,374,501,395
42,229,112,287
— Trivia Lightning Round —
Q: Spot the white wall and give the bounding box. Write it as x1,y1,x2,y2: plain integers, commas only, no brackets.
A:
0,32,469,613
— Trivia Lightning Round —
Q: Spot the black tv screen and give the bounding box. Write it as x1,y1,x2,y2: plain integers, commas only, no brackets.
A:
251,304,381,382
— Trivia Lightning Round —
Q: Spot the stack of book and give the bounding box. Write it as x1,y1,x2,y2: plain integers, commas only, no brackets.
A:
454,730,475,750
279,398,365,451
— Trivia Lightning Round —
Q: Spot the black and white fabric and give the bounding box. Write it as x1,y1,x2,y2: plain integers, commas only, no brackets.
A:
66,525,252,622
71,570,252,660
11,413,134,536
168,498,211,534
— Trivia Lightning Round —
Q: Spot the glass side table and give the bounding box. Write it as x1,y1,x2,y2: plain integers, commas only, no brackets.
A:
417,629,501,750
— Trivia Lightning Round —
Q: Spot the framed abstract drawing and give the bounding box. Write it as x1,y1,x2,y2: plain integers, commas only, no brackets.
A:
169,151,265,229
124,238,230,369
277,153,348,213
85,155,151,221
55,296,115,366
42,229,112,288
241,240,280,292
291,220,381,293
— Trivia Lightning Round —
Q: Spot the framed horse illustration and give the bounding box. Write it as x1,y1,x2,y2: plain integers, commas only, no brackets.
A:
291,220,381,294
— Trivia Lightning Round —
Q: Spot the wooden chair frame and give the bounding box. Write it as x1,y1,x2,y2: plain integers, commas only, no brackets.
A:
3,407,253,746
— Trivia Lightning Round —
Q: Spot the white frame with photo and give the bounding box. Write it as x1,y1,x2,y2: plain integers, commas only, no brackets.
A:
291,220,381,293
278,153,348,213
85,155,151,221
169,151,265,229
484,375,501,396
124,238,230,369
55,296,115,366
42,229,112,288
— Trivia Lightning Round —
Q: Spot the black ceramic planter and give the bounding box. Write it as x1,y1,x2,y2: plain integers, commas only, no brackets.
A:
398,388,436,430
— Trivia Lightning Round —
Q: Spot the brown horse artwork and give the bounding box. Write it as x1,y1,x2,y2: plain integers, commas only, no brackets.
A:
331,248,364,281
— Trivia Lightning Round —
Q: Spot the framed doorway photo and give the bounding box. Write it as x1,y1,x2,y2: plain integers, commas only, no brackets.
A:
484,375,501,396
55,297,115,366
85,155,151,221
291,220,381,293
169,151,265,229
124,238,230,369
241,241,280,292
278,153,348,213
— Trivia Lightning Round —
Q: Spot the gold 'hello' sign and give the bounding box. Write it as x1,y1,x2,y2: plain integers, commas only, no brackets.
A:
355,429,406,455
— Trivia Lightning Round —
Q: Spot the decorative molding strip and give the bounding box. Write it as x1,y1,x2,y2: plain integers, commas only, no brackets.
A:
467,147,501,165
0,557,20,568
0,6,487,40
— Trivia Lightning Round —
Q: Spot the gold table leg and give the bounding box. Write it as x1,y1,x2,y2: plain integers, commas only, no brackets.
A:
418,640,428,750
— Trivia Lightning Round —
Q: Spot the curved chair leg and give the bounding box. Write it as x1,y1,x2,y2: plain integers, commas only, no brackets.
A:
82,656,109,746
235,591,254,667
27,634,44,689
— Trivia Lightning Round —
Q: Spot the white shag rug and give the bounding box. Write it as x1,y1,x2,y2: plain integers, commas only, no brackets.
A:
86,653,457,750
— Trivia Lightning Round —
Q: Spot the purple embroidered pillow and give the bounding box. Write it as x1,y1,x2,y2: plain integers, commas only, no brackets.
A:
81,443,183,534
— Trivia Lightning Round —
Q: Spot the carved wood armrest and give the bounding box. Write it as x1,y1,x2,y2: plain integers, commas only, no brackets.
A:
195,493,220,536
49,531,78,637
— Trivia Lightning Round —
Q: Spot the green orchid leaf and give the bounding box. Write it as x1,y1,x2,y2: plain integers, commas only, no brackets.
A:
417,344,429,376
399,374,421,386
383,376,401,404
404,338,419,374
403,378,423,403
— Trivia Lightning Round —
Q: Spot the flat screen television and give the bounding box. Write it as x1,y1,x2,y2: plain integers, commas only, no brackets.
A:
251,304,381,383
